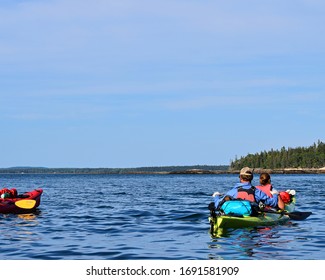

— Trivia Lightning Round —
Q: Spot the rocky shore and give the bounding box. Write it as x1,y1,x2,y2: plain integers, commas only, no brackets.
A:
165,167,325,175
1,167,324,175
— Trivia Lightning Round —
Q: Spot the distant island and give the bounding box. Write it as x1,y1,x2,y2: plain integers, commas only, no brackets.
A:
0,166,324,175
0,165,228,175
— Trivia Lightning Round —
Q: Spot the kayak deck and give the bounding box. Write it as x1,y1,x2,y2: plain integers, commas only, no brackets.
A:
209,212,289,231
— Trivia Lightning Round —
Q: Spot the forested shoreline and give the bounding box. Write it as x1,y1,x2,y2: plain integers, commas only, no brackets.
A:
0,165,229,174
0,166,324,175
230,140,325,170
1,141,324,174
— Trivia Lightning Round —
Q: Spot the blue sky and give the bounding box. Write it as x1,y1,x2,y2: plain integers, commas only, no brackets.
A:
0,0,324,168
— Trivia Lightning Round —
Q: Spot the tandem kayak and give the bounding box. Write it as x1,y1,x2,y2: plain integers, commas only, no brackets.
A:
208,192,311,235
0,189,43,214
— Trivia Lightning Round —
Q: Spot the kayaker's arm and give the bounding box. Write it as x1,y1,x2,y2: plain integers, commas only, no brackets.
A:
255,188,281,209
213,188,237,209
212,193,222,208
270,189,285,210
276,195,284,210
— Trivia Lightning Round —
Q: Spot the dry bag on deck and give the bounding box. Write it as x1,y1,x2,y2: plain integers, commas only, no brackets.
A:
220,200,252,216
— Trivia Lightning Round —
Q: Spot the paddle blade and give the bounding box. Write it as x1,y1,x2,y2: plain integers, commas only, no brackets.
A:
15,199,36,209
286,211,312,221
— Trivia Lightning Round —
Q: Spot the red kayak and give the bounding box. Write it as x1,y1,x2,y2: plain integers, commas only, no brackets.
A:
0,189,43,214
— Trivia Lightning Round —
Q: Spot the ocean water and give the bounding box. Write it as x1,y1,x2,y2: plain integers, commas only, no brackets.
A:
0,173,324,260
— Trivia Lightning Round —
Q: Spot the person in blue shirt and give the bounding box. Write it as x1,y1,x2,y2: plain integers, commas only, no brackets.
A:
212,167,284,210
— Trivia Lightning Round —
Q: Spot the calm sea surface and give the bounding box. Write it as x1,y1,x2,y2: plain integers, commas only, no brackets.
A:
0,173,324,260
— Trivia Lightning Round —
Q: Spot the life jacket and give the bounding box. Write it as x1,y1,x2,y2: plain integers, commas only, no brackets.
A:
0,188,18,198
236,186,256,202
256,184,273,197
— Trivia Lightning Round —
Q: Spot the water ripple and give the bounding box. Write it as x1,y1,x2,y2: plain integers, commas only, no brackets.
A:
0,173,324,259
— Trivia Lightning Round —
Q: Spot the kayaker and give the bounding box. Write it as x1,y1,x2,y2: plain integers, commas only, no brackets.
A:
212,167,284,210
256,172,276,197
256,172,294,204
0,188,18,198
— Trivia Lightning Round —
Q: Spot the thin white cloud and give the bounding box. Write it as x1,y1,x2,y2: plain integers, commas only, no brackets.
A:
162,89,325,111
1,0,324,63
4,102,110,121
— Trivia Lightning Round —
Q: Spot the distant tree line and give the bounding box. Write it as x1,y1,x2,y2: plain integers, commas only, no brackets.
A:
3,140,324,174
230,140,325,170
0,165,229,174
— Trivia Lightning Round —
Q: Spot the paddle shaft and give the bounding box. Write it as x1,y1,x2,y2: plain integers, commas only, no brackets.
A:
261,209,312,220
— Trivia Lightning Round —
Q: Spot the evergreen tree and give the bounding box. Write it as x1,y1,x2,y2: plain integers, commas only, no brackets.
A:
231,140,325,169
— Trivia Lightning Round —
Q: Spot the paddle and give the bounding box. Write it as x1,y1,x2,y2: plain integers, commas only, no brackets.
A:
261,209,312,221
15,199,36,209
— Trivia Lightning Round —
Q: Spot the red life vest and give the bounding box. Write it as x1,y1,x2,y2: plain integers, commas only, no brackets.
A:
0,188,17,198
256,184,273,197
236,187,256,202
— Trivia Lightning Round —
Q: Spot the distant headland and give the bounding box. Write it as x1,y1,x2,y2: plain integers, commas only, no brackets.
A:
0,166,324,174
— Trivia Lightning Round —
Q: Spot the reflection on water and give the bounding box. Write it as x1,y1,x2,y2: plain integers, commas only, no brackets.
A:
17,213,37,220
209,223,302,259
1,211,41,243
